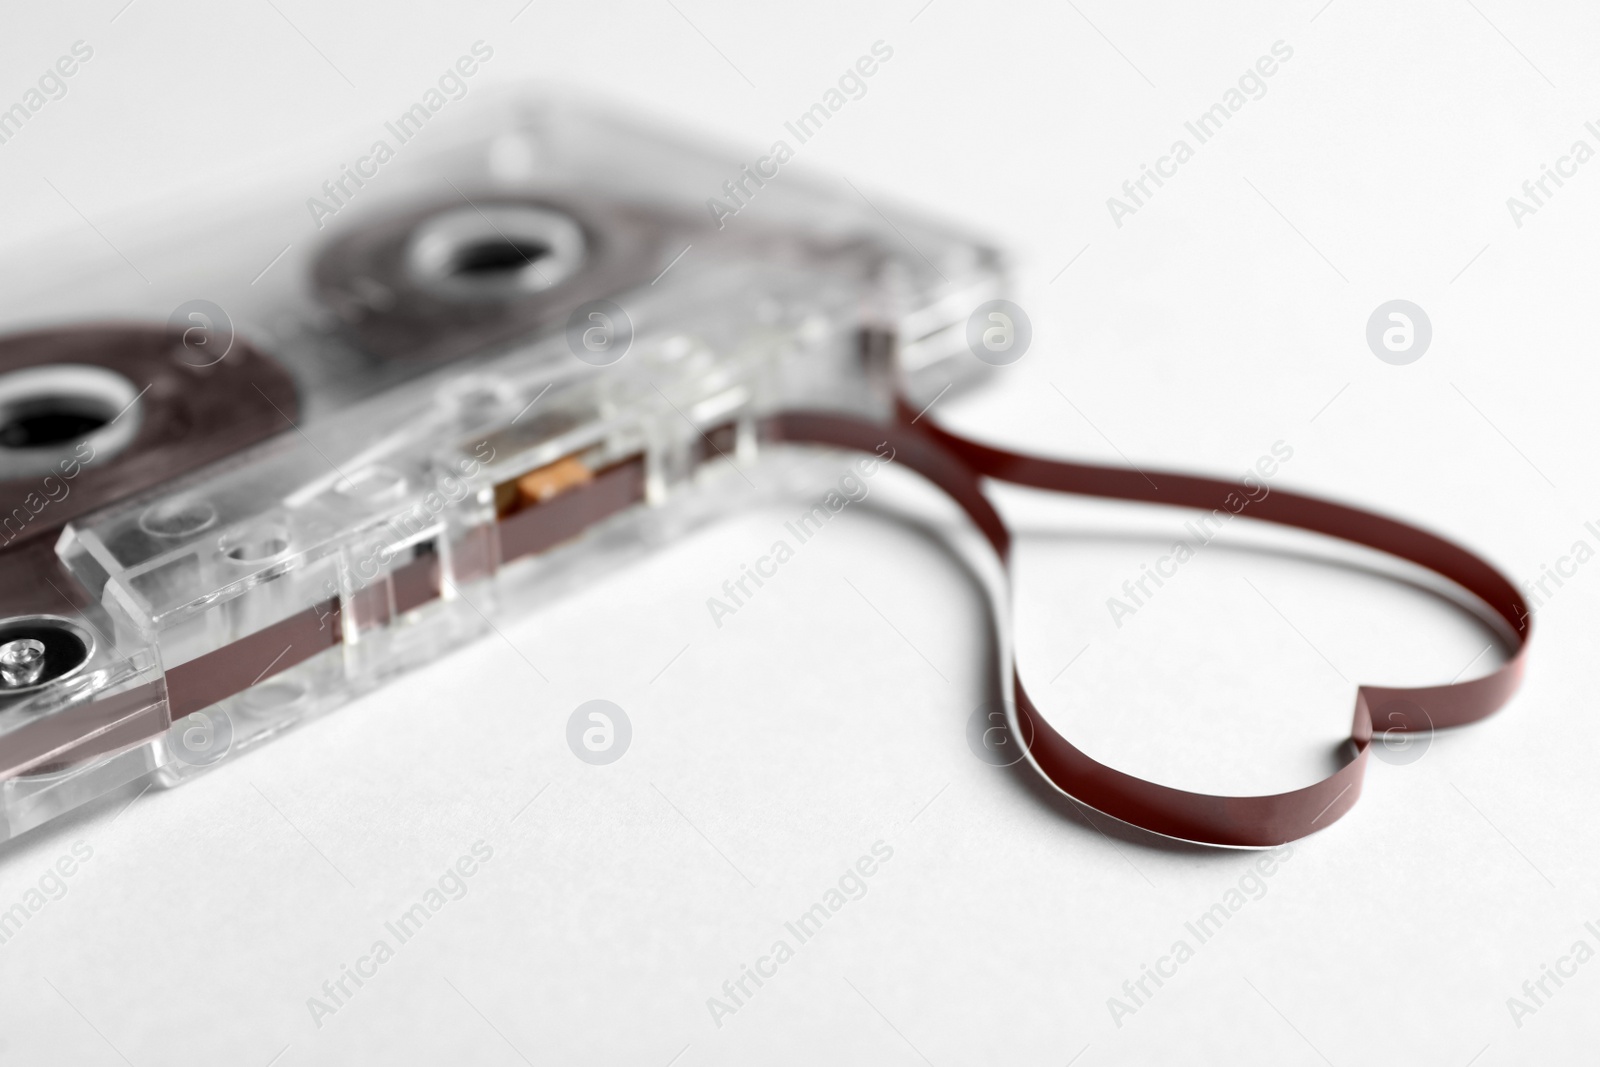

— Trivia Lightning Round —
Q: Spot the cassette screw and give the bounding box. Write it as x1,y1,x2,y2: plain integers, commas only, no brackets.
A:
0,638,47,688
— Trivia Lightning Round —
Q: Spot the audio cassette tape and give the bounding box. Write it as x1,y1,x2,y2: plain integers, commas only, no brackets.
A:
0,92,1002,843
0,91,1529,848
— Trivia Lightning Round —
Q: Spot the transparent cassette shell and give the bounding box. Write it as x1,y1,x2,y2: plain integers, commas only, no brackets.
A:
0,91,1008,842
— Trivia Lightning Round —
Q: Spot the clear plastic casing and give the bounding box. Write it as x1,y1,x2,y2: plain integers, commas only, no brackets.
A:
0,90,1007,842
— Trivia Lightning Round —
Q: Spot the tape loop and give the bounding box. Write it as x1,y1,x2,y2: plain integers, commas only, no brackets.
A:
765,401,1529,848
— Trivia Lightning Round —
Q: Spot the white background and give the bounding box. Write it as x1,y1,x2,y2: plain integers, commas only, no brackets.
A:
1,1,1597,1064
